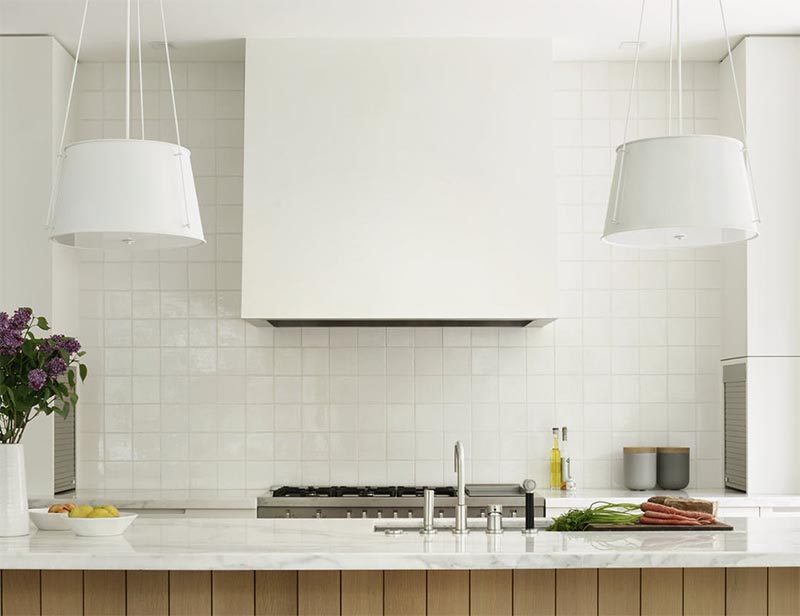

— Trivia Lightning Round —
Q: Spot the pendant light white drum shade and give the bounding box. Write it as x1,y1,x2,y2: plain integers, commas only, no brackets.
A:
50,139,204,249
603,135,758,248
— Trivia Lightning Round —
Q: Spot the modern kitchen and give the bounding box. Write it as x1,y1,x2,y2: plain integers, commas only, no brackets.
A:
2,0,800,614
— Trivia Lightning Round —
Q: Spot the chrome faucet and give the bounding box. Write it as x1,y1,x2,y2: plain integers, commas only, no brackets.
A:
453,441,468,534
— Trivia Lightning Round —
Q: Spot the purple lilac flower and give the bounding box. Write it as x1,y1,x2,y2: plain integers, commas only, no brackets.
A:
27,369,47,391
40,335,81,356
9,307,32,330
46,357,68,377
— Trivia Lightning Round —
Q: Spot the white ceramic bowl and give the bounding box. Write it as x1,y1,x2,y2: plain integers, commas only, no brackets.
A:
29,508,71,531
66,512,137,537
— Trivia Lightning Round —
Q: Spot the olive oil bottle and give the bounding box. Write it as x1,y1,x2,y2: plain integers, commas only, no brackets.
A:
549,427,562,489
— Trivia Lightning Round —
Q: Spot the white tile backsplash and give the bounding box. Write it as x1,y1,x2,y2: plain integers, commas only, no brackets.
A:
75,60,723,492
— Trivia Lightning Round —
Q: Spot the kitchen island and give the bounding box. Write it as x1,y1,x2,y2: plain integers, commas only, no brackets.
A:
1,516,800,614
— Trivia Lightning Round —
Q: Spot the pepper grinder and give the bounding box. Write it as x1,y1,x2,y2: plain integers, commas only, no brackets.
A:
522,478,537,535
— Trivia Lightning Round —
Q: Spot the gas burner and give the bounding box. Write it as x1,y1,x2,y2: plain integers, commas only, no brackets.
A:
397,486,457,497
271,485,456,498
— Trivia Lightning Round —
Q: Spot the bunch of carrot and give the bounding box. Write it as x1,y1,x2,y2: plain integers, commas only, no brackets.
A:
639,501,716,525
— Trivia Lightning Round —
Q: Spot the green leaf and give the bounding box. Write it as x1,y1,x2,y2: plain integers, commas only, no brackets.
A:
67,369,76,388
36,317,49,331
79,363,88,382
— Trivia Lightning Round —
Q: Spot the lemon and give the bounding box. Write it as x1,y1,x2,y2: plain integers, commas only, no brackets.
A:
68,505,94,518
99,505,120,517
87,508,114,518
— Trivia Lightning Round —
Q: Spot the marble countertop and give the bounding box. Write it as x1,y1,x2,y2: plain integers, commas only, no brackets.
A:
29,490,258,510
3,516,800,570
540,488,800,508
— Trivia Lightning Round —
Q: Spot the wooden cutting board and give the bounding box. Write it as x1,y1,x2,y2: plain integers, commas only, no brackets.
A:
584,521,734,531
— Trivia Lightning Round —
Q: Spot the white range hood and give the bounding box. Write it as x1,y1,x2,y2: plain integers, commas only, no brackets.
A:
241,38,556,327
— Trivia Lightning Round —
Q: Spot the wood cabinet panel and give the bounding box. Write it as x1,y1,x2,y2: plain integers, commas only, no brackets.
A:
471,570,512,616
768,567,800,615
2,570,40,616
298,571,340,616
170,571,212,616
727,567,767,616
513,569,555,616
384,570,426,616
256,571,298,616
640,568,682,616
599,568,640,616
41,570,82,616
427,570,469,616
341,570,383,616
127,570,169,616
213,571,255,615
684,568,725,616
556,569,597,616
84,570,126,616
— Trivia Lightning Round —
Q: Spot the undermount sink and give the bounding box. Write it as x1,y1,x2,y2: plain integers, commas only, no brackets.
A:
374,518,551,533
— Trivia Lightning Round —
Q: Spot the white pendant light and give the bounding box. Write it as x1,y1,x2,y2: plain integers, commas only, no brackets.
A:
48,0,205,250
603,0,759,249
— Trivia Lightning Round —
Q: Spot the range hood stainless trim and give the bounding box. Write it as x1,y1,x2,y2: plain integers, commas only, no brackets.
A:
250,318,556,328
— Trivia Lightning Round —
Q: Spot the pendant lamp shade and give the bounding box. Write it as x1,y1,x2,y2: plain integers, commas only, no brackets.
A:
603,135,758,248
50,139,204,249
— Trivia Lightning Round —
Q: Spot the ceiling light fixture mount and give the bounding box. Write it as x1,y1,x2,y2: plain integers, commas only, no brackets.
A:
602,0,759,249
47,0,205,250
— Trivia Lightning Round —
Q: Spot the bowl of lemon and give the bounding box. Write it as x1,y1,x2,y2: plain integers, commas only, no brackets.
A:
65,505,137,537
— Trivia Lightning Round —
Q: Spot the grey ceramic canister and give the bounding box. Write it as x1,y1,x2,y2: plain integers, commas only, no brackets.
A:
623,447,658,491
657,447,690,490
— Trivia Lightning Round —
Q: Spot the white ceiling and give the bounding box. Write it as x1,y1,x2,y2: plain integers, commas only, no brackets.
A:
1,0,799,62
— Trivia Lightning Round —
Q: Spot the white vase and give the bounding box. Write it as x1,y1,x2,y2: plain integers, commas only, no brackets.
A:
0,444,29,537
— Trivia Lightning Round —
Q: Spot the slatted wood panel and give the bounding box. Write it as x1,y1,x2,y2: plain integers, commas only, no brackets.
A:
342,570,383,616
2,566,798,614
599,568,640,616
256,571,299,616
41,570,83,616
384,570,426,616
727,567,768,616
213,571,256,616
641,568,682,616
513,569,555,616
298,571,340,616
769,567,800,616
684,568,725,616
170,571,212,616
470,570,512,616
556,569,597,616
2,570,40,616
427,570,470,616
127,570,169,616
84,570,126,616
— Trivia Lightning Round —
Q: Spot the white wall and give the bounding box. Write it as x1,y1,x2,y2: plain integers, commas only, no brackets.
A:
75,57,724,492
0,36,78,495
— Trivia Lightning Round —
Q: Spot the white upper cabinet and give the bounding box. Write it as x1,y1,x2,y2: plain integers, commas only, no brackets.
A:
241,38,556,326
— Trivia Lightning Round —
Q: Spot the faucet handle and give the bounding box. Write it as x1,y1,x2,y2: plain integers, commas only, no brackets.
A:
522,478,537,494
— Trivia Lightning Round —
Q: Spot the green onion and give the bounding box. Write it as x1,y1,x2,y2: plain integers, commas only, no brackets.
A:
547,501,642,531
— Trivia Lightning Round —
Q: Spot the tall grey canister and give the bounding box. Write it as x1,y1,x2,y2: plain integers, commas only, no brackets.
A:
623,447,658,490
657,447,690,490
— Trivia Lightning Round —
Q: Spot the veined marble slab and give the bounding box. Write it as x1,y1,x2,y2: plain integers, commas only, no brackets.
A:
2,516,800,570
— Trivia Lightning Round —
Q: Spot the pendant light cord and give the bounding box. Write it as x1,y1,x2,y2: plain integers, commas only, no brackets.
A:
718,0,760,222
667,0,674,136
611,0,647,224
136,0,144,139
159,0,191,228
160,0,181,147
125,0,131,139
46,0,89,229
